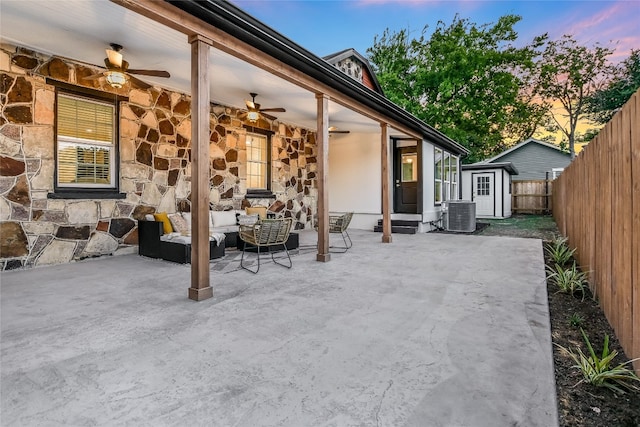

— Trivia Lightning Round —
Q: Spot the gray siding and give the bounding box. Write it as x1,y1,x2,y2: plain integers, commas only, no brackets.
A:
490,143,570,180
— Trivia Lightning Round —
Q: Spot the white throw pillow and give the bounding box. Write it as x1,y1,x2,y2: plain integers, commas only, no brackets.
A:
181,212,192,231
144,214,155,221
210,210,237,228
238,214,259,226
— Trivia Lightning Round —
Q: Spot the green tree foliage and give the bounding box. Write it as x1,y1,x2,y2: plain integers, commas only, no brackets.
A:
533,35,614,159
367,15,547,163
585,50,640,125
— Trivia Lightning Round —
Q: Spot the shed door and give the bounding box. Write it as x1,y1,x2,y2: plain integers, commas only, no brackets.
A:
473,173,495,217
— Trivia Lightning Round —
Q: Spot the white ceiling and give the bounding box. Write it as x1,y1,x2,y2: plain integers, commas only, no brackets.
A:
1,0,392,135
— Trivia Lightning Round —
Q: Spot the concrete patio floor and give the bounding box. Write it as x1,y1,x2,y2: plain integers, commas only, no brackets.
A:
1,230,558,426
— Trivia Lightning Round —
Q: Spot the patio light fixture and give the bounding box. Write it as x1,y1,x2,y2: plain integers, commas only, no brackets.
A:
105,70,127,88
246,110,260,122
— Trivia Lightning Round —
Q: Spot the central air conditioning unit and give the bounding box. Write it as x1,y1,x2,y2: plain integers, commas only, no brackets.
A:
444,200,476,232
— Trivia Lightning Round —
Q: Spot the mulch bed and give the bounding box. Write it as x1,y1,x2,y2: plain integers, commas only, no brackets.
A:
546,257,640,427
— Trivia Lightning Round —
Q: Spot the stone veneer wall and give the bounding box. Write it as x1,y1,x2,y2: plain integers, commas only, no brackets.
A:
0,45,318,270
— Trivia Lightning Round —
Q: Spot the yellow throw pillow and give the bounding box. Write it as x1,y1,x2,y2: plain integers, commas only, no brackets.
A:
246,206,267,220
153,212,173,234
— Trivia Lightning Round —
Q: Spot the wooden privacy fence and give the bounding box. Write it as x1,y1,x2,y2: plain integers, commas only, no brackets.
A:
553,89,639,373
512,179,553,214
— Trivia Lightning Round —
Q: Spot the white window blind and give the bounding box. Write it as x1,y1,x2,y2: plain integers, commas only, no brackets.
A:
57,94,115,187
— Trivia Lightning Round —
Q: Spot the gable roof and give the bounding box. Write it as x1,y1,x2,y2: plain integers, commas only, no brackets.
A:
482,138,569,164
323,48,384,95
170,1,468,156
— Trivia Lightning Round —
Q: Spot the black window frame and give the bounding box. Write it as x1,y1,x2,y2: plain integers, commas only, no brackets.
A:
48,80,126,199
243,125,275,199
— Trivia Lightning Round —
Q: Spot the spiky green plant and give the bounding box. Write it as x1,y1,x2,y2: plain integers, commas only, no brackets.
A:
545,237,576,266
546,262,589,300
557,329,640,394
568,312,584,328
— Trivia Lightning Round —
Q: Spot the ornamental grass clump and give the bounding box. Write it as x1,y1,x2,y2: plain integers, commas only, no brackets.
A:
545,237,576,266
557,329,640,394
546,262,589,301
568,312,585,328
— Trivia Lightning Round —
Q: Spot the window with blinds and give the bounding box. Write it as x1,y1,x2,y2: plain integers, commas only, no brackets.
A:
56,93,116,188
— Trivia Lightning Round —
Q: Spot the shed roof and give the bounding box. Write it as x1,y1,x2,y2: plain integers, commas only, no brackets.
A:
462,162,519,175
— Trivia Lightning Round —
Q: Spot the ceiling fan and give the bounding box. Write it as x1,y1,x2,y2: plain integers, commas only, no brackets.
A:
240,92,286,122
83,43,170,89
329,126,350,134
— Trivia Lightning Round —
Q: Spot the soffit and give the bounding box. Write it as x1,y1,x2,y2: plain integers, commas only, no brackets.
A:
0,0,384,134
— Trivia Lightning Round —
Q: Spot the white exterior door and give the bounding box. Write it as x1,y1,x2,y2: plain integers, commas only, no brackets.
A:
473,173,494,217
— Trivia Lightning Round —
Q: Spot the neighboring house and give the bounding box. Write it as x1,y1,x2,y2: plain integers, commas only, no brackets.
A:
481,138,571,181
0,0,467,275
461,163,518,219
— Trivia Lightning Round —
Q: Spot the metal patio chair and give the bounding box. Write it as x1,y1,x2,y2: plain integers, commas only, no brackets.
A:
328,212,353,252
239,218,293,274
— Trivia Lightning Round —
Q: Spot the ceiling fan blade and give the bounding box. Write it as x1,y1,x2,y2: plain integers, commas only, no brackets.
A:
82,73,104,81
260,107,286,113
329,130,350,134
245,100,256,110
128,74,152,90
127,69,170,78
261,112,277,121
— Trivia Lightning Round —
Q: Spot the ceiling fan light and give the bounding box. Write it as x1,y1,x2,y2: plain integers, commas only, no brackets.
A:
247,111,260,122
105,71,127,88
106,48,123,67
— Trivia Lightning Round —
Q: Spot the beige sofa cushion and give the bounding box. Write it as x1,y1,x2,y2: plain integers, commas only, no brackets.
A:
210,210,238,228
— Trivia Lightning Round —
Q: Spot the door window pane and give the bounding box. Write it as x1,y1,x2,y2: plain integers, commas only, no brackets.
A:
401,153,417,182
477,176,490,196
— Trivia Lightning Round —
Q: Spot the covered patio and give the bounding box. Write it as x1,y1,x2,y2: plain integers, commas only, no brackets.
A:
1,231,558,426
1,0,468,299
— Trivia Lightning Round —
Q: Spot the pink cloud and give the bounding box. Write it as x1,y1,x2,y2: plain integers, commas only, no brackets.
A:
558,1,639,60
355,0,480,10
356,0,437,6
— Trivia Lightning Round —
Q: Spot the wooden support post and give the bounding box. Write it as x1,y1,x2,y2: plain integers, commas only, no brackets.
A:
316,93,331,262
188,34,213,301
381,123,392,243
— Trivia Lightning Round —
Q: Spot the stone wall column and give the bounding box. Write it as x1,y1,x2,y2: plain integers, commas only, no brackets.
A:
381,123,392,243
188,34,213,301
315,93,330,262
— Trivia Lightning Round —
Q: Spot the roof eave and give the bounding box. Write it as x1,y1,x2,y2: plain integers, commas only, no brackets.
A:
462,162,519,175
167,0,468,155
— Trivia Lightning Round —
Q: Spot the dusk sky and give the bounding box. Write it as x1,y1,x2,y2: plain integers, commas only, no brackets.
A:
231,0,639,63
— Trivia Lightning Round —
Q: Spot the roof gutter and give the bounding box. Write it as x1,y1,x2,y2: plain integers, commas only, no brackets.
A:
166,0,469,156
